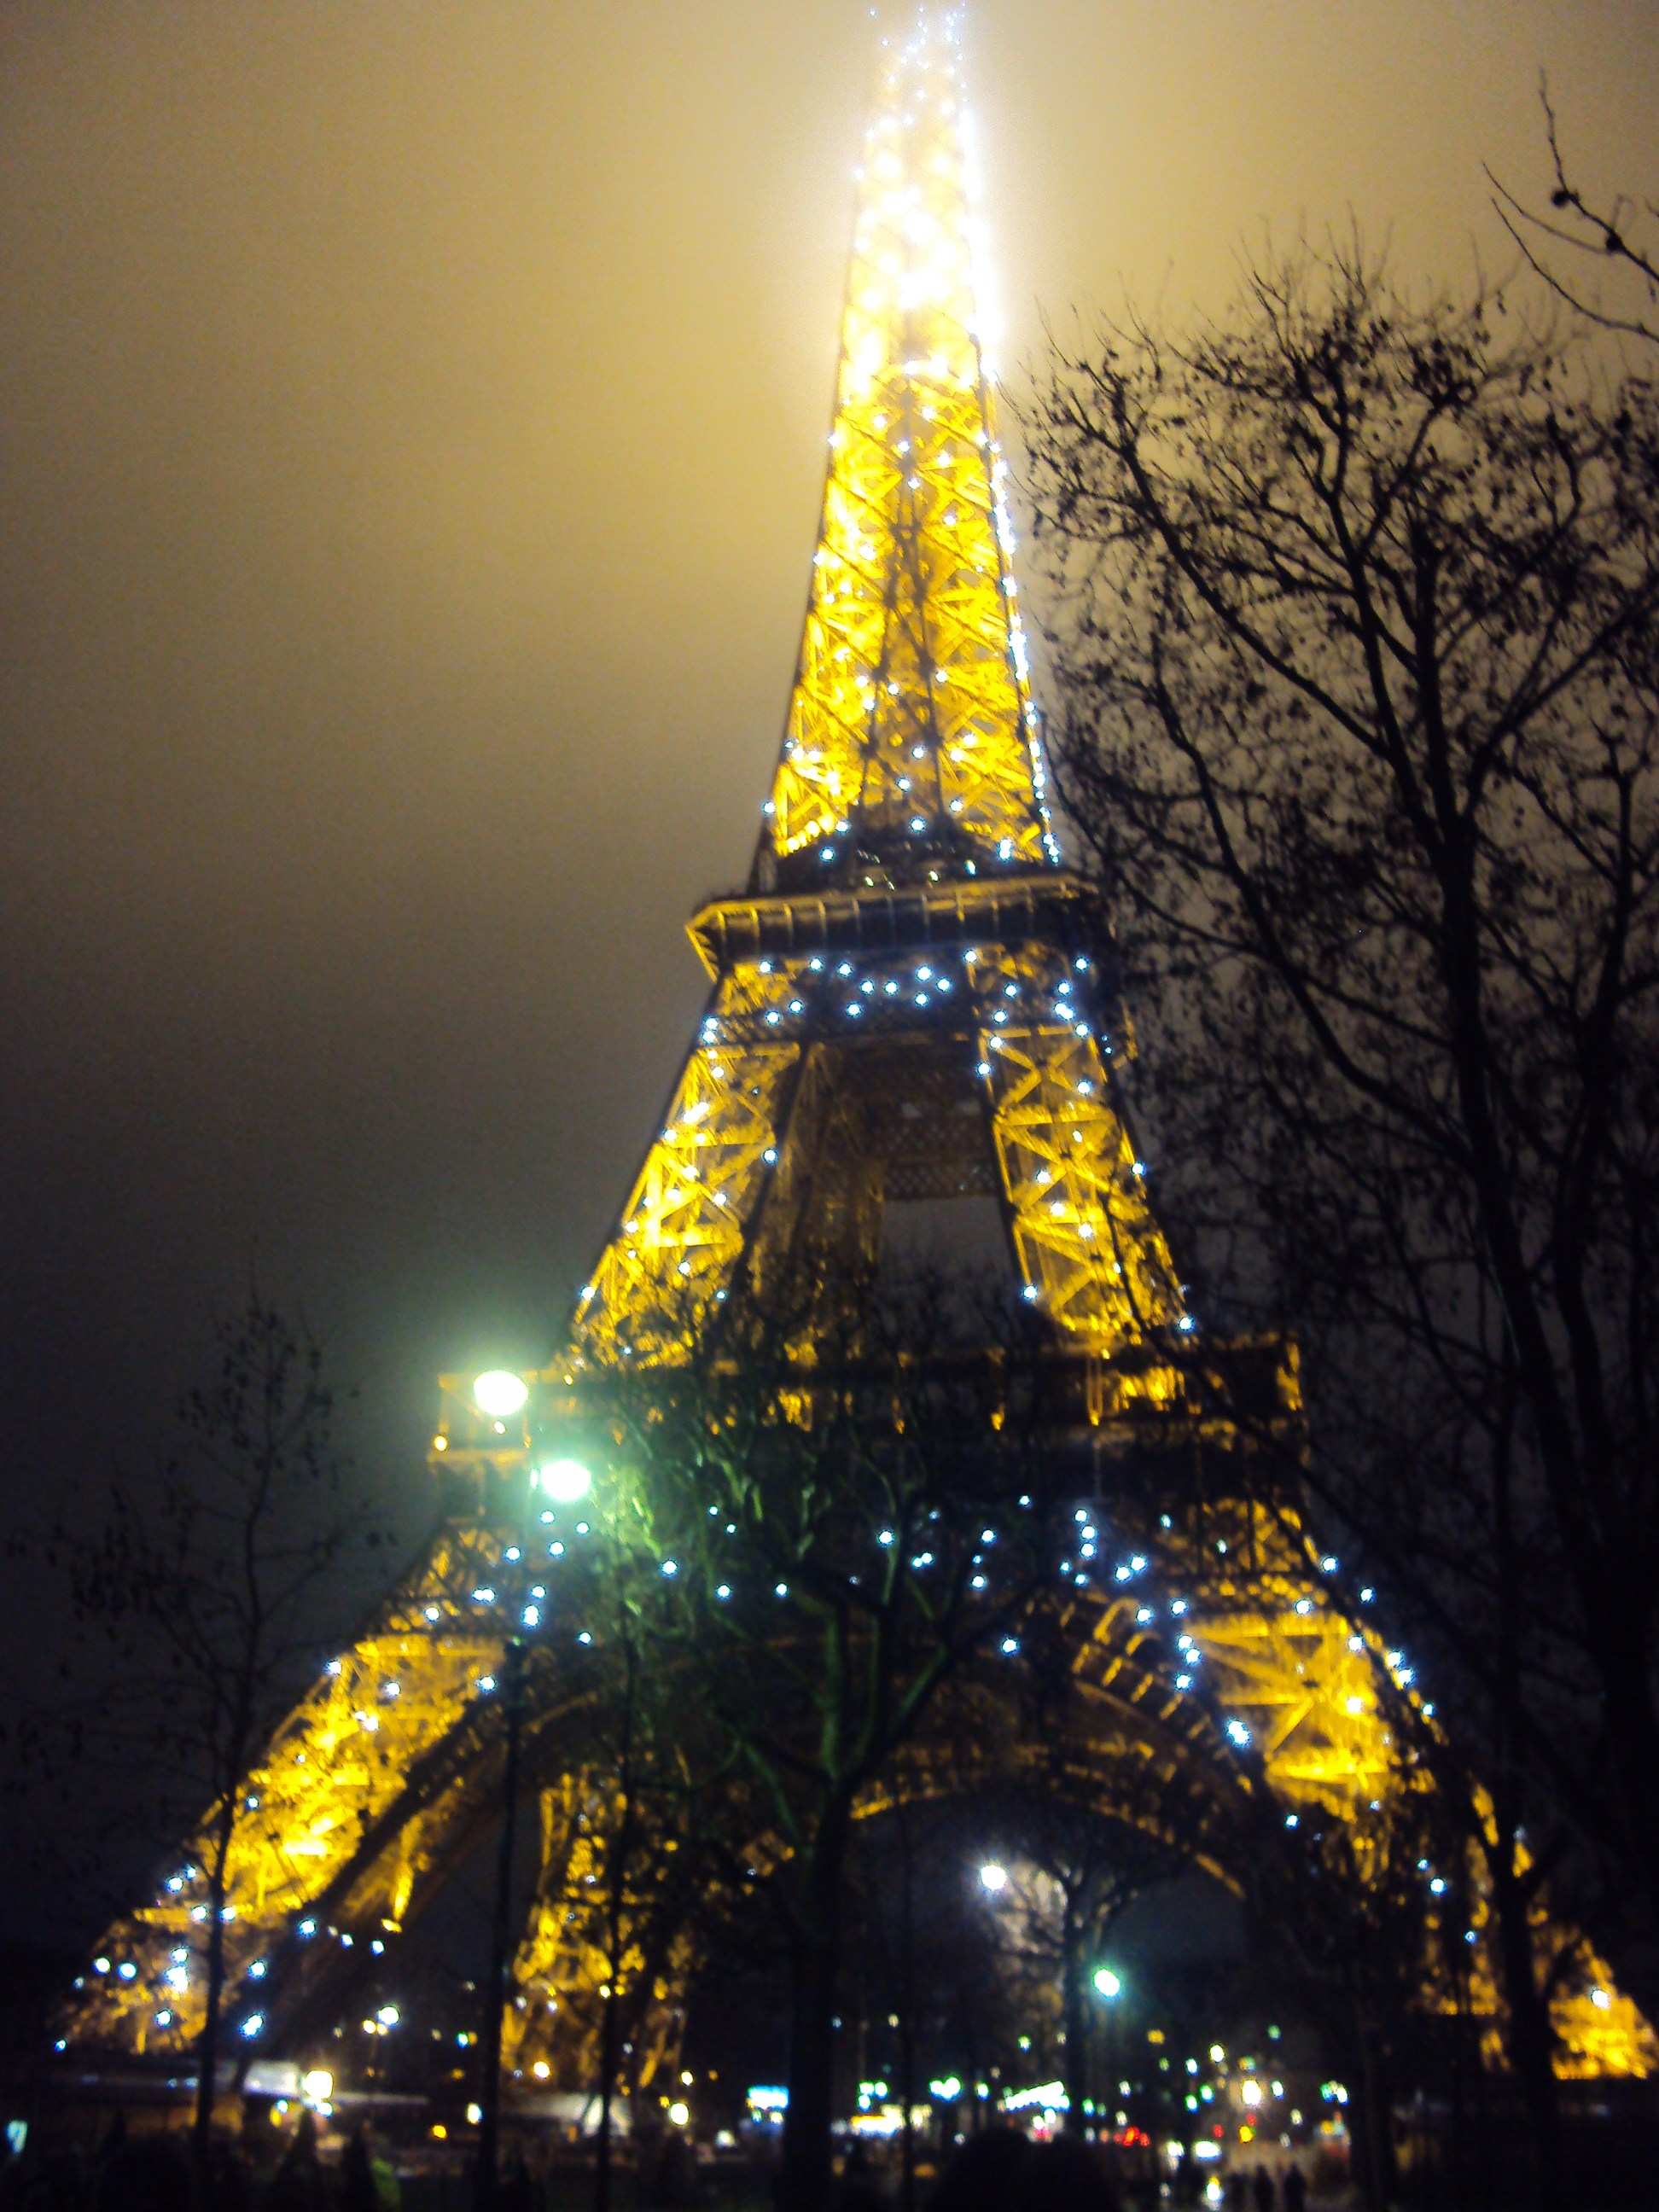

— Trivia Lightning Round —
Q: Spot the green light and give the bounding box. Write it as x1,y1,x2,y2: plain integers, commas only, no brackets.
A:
537,1458,593,1504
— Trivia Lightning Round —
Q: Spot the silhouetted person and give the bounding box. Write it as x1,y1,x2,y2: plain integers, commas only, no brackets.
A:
498,2151,534,2212
1281,2167,1307,2212
1252,2164,1277,2212
652,2131,695,2208
1228,2170,1249,2212
341,2126,377,2212
267,2110,329,2212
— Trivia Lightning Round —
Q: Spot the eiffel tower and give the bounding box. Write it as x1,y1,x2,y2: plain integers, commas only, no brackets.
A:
63,4,1651,2101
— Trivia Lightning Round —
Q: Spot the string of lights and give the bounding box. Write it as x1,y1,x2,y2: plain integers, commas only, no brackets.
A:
54,0,1654,2103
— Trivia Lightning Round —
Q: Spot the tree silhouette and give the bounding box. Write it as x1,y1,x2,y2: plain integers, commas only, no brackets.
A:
1023,245,1659,2197
37,1301,379,2170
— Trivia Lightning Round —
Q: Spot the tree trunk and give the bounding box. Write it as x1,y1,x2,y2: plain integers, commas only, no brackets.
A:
1447,1947,1470,2212
1349,2005,1393,2212
1486,1396,1564,2212
1598,1639,1659,2009
476,1636,527,2212
1060,1894,1087,2134
596,1977,620,2212
780,1812,851,2212
596,1634,639,2212
1487,1845,1562,2212
191,1804,236,2174
898,1799,917,2212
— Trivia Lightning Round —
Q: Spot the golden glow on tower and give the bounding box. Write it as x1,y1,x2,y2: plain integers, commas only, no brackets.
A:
568,10,1182,1371
57,7,1654,2098
760,9,1055,886
572,959,805,1362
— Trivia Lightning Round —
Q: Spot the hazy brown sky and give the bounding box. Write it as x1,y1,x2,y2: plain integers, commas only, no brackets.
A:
2,0,1652,1736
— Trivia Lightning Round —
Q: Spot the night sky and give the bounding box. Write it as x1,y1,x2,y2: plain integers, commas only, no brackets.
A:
3,0,1653,1944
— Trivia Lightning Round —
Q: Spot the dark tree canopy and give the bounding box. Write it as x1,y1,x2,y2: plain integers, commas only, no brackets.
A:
550,1277,1070,2212
42,1301,376,2167
1022,253,1659,2015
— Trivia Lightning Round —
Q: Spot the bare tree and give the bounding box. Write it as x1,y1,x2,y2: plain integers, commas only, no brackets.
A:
1022,248,1659,2093
557,1273,1071,2212
976,1801,1186,2134
40,1302,378,2169
1489,82,1658,345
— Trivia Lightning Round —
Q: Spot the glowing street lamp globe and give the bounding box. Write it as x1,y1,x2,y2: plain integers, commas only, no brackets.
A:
473,1370,529,1419
1092,1966,1122,2000
978,1862,1009,1894
536,1458,593,1505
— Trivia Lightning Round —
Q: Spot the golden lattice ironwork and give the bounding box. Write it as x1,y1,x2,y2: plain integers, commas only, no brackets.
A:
571,961,806,1364
63,1529,505,2055
59,4,1652,2096
757,13,1054,885
969,942,1185,1351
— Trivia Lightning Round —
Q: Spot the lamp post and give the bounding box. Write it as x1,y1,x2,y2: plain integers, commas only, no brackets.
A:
475,1630,527,2212
1091,1966,1122,2145
469,1369,532,2212
468,1366,592,2212
973,1860,1011,2132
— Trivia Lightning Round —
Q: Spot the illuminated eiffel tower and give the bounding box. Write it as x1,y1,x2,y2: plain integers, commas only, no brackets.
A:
62,8,1650,2094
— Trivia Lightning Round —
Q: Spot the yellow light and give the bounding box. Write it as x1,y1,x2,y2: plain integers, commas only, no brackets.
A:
668,2102,690,2127
532,2060,550,2081
473,1370,528,1418
537,1458,593,1505
301,2070,333,2105
431,2124,448,2141
432,1434,448,1452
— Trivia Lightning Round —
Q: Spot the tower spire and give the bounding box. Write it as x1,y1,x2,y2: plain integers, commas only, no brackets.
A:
754,7,1057,894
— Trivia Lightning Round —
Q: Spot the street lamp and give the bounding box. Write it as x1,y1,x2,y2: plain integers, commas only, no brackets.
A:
979,1862,1010,1895
473,1370,529,1418
536,1457,593,1505
1092,1966,1121,2001
471,1377,558,2212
